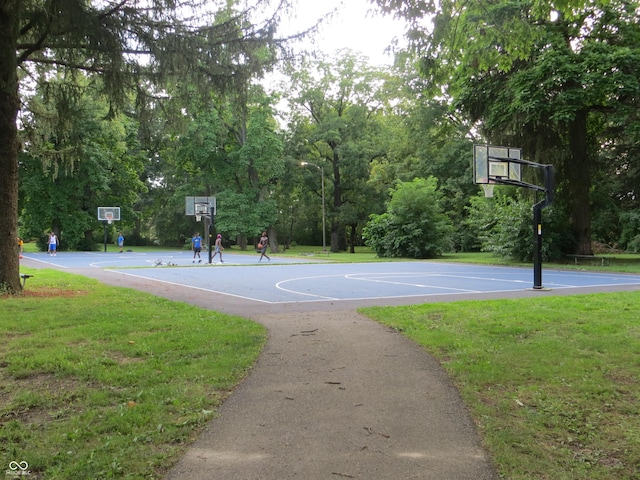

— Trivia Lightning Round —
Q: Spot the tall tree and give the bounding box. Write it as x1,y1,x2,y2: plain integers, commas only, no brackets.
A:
162,85,284,249
283,50,394,252
1,0,296,291
19,77,146,250
376,0,640,255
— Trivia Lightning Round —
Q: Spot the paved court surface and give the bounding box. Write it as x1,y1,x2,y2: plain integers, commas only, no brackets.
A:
23,250,640,306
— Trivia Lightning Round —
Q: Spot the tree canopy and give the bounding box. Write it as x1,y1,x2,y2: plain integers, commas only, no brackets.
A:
1,0,297,291
376,0,640,255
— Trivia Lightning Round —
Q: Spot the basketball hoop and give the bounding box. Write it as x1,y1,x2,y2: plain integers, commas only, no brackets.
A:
105,212,113,224
195,215,202,222
482,184,495,198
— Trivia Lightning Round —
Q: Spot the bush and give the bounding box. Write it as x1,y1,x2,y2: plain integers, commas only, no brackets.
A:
363,177,453,258
619,211,640,253
466,190,569,262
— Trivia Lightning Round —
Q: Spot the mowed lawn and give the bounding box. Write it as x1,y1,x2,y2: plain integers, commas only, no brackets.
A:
1,268,265,479
361,292,640,480
2,263,640,479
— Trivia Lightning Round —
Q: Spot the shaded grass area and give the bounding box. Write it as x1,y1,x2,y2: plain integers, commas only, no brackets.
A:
1,268,265,479
361,292,640,480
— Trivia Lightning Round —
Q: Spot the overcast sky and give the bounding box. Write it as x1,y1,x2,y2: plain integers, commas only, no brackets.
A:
282,0,408,66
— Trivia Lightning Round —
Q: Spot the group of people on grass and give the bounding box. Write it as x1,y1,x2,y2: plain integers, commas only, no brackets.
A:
191,231,270,263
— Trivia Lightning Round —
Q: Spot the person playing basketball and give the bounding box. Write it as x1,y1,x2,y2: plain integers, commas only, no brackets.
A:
117,232,125,253
192,232,202,263
212,233,224,263
258,231,270,262
48,232,58,256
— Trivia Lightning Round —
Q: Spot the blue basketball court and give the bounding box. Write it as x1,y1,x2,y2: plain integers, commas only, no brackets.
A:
22,251,640,304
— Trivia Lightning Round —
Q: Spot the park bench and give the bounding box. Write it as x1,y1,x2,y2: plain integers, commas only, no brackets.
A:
20,273,34,287
566,254,610,267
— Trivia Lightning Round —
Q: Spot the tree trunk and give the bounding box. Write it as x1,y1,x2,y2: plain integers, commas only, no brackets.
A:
349,223,356,253
267,226,279,253
0,2,21,292
330,220,340,253
566,110,593,255
84,230,94,249
236,234,247,250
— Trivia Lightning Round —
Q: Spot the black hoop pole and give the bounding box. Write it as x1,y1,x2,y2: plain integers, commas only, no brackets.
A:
103,221,108,252
208,204,215,264
533,201,543,289
489,159,553,290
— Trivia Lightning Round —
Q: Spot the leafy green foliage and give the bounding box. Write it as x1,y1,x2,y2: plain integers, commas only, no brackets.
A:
466,190,571,261
363,177,453,258
3,0,294,289
378,0,640,256
139,85,284,248
618,211,640,253
19,79,146,250
283,51,396,251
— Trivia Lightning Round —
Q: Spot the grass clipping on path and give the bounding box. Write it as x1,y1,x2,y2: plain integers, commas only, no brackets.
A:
1,269,265,479
361,292,640,480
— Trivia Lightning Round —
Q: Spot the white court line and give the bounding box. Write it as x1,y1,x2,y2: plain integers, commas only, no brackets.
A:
344,273,483,293
550,281,640,289
89,260,154,268
21,255,68,268
275,275,342,300
74,269,640,304
25,255,640,303
275,272,496,299
352,272,529,286
111,270,277,304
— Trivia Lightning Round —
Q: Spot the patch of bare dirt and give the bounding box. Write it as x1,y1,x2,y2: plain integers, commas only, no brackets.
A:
2,288,88,299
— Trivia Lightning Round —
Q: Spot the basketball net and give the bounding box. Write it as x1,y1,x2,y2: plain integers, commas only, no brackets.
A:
481,184,494,198
105,213,113,224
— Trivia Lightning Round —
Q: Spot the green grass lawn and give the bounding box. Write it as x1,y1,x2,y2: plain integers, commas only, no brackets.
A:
361,293,640,480
1,269,265,479
6,249,640,479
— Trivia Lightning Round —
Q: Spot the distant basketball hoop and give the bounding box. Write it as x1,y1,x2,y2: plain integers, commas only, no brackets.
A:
97,207,121,252
185,196,216,216
185,196,217,264
97,207,120,223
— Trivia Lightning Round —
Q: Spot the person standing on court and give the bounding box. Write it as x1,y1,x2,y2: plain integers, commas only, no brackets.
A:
192,232,202,263
48,232,58,256
117,232,125,253
258,231,270,262
211,233,224,263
